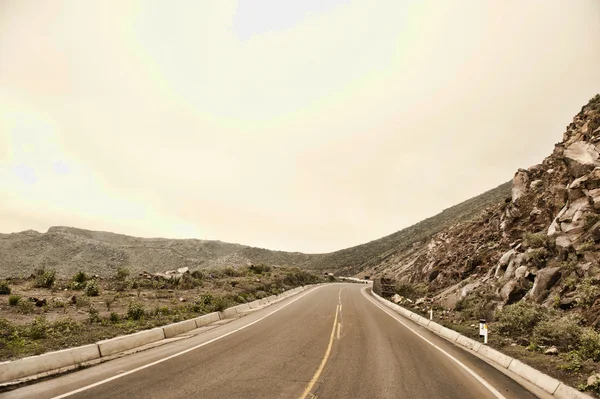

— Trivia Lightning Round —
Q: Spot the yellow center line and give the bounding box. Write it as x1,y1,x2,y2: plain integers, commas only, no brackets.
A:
298,301,340,399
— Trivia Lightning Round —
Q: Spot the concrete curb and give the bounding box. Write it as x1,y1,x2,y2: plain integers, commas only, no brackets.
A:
193,312,220,328
371,292,593,399
0,344,100,383
163,319,198,339
0,284,315,385
97,327,166,357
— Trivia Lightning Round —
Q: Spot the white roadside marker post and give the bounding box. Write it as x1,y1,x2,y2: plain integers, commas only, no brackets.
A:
479,319,486,343
429,307,433,321
484,324,488,344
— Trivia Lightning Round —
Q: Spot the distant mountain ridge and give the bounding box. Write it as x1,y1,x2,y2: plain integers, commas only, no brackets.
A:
0,183,511,278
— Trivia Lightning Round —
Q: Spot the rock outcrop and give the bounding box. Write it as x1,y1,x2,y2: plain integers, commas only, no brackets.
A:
362,94,600,327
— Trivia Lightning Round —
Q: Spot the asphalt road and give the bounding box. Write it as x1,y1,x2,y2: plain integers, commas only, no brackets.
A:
2,284,539,399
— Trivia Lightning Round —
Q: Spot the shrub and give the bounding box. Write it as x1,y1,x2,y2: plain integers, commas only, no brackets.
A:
0,281,11,295
24,316,48,339
223,266,241,277
0,318,16,339
523,248,549,267
523,232,547,248
559,351,584,372
533,313,583,350
585,213,600,229
578,278,599,307
18,299,34,314
191,270,204,280
51,317,82,334
109,312,120,323
198,293,213,305
75,295,91,310
115,267,130,281
210,296,231,312
578,328,600,362
33,267,56,288
496,301,550,336
127,301,145,320
88,306,100,323
249,264,271,275
8,294,21,306
84,280,100,297
104,295,116,311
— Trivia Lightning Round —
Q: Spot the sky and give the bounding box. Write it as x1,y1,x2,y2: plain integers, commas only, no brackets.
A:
1,1,600,253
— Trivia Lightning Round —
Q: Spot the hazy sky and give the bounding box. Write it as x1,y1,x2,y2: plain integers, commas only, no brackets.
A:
1,1,599,253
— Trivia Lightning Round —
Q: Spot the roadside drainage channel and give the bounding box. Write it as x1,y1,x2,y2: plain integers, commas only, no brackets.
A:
0,285,312,386
371,291,592,399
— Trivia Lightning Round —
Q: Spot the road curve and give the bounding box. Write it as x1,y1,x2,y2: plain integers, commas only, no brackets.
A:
1,284,538,399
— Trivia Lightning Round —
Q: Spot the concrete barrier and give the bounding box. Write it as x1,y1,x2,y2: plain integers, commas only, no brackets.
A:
97,327,165,357
439,327,460,342
456,335,482,352
427,321,443,333
0,344,100,383
194,312,220,328
554,383,593,399
416,316,431,327
508,360,561,394
219,307,238,319
266,295,278,303
235,304,250,313
248,300,261,309
258,298,268,306
163,319,197,339
477,345,513,369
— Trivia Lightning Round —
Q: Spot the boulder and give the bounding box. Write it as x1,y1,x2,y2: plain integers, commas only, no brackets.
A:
391,294,403,303
589,188,600,209
589,221,600,242
588,373,600,386
548,205,568,236
514,265,528,279
530,179,543,191
559,296,577,310
495,249,515,278
544,347,559,356
564,142,600,178
529,267,562,303
512,170,529,202
499,280,528,305
460,282,479,299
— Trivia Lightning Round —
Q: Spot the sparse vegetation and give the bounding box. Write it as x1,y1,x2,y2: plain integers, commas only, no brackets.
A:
84,279,100,297
0,264,324,361
0,281,11,295
33,267,56,288
497,301,550,336
578,278,599,307
523,232,547,248
8,294,20,306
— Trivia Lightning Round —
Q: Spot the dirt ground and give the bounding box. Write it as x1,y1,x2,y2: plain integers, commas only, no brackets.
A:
0,265,325,361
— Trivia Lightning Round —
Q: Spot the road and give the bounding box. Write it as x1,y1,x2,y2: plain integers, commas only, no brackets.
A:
2,284,539,399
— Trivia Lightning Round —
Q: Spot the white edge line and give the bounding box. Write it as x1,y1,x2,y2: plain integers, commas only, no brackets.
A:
361,288,507,399
51,286,325,399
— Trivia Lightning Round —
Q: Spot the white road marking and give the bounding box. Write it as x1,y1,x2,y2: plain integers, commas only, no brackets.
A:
362,288,507,399
50,286,326,399
336,322,341,340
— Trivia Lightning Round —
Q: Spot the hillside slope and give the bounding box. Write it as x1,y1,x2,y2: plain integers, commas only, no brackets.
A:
0,180,510,279
0,226,316,278
364,94,600,315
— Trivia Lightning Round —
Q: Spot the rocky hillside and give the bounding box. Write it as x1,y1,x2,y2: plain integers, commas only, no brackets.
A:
0,227,316,278
0,181,510,279
366,94,600,317
310,181,511,275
